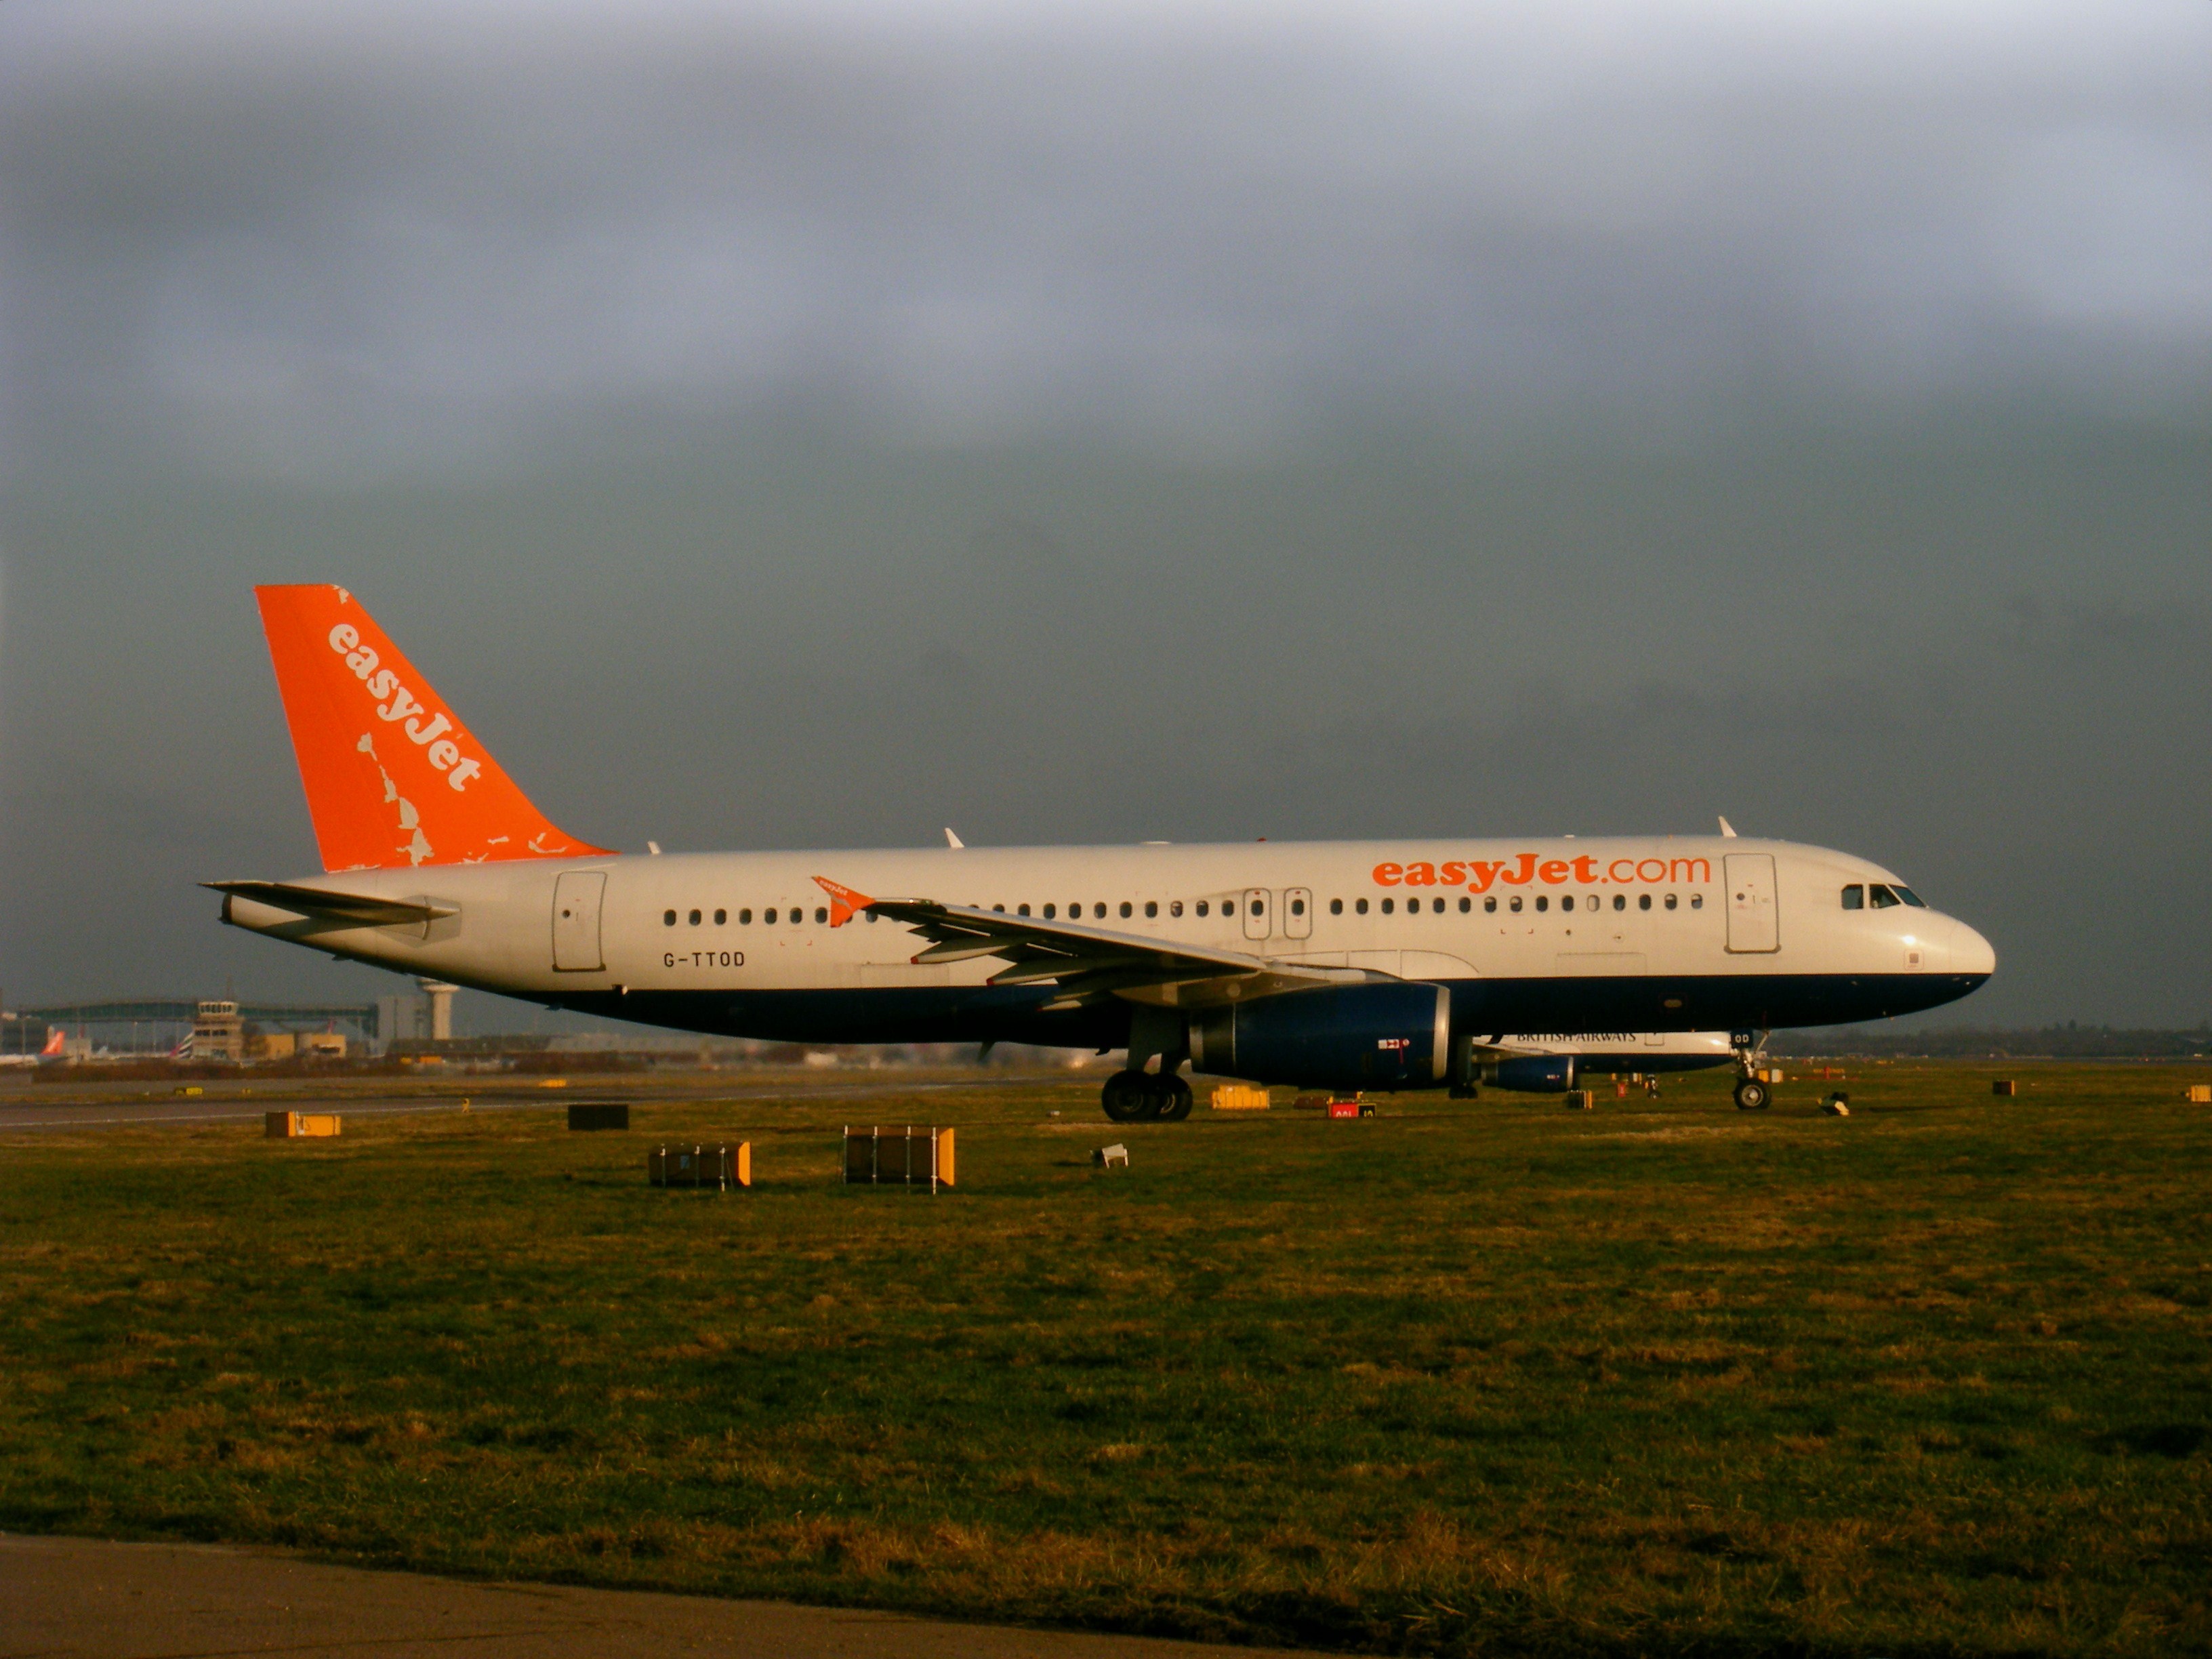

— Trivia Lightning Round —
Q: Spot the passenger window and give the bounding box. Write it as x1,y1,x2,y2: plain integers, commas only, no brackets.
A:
1043,903,1057,919
1690,895,1703,909
1432,897,1444,914
689,909,702,926
994,903,1006,913
1290,897,1304,916
1197,900,1210,917
1484,897,1497,913
1121,901,1134,918
1146,901,1159,918
663,909,676,926
1170,901,1183,917
1536,895,1549,912
1330,898,1343,915
1018,903,1031,916
1381,897,1395,914
1561,895,1574,912
1510,896,1523,913
1355,898,1368,915
1612,894,1624,911
739,908,752,924
714,909,726,925
1896,886,1926,907
1869,884,1900,909
1664,895,1677,910
1094,903,1107,919
1253,898,1265,916
1637,894,1650,912
1458,896,1471,913
1224,900,1237,917
764,908,777,924
1841,884,1864,909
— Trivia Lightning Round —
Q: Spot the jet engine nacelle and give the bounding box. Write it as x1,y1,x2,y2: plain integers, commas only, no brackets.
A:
1481,1054,1576,1093
1188,982,1450,1091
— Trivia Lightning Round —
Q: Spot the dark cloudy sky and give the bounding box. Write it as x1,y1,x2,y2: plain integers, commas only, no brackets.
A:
3,0,2208,1029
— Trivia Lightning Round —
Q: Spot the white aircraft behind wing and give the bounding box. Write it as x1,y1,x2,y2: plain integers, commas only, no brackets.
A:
1473,1031,1737,1092
210,588,1993,1120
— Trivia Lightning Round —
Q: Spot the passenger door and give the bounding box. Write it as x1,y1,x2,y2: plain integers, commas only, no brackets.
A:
1723,853,1780,954
1242,888,1272,942
1284,886,1313,940
552,870,607,970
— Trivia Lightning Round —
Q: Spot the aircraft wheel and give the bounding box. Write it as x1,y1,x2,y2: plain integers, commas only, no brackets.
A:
1733,1077,1771,1112
1155,1076,1193,1122
1102,1070,1155,1122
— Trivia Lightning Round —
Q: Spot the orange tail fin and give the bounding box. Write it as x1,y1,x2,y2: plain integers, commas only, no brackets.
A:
254,585,609,871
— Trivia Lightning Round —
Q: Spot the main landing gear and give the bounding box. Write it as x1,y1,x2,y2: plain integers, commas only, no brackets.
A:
1101,1069,1194,1123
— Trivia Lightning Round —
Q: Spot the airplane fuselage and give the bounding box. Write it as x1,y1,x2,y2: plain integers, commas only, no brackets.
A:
222,834,1993,1055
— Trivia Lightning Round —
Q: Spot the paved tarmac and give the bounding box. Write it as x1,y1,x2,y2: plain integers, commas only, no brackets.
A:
0,1534,1303,1659
0,1073,1048,1134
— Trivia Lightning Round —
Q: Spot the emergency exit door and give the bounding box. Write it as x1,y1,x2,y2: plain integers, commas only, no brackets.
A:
1723,853,1779,954
552,871,607,971
1243,888,1271,941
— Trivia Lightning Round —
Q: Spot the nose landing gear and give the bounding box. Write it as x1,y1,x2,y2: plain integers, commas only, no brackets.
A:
1731,1027,1772,1111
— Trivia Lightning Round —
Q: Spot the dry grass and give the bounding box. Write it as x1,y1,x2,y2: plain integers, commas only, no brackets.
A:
1,1062,2209,1655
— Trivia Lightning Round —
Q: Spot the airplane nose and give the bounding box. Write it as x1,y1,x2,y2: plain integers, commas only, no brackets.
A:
1950,916,1996,978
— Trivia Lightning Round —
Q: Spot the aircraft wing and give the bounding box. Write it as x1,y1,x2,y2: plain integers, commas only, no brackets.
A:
204,880,459,928
814,877,1372,1011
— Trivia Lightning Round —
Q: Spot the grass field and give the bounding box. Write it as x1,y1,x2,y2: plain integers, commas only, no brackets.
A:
2,1065,2209,1656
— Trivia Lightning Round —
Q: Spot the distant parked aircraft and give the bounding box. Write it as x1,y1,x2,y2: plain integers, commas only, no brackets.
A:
211,586,1993,1119
0,1027,67,1067
1476,1030,1737,1092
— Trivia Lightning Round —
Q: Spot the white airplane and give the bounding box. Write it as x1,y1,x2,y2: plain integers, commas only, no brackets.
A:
1475,1030,1737,1093
0,1027,66,1067
212,587,1994,1120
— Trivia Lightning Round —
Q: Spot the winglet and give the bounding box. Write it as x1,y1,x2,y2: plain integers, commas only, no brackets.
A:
1718,816,1738,838
813,876,877,928
945,827,964,850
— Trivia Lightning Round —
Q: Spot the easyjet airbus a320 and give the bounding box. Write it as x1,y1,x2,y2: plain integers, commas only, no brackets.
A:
213,586,1994,1118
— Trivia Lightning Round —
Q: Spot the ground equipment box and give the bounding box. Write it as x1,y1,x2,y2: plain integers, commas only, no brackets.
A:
843,1125,955,1190
1210,1085,1271,1111
266,1111,340,1138
649,1143,749,1190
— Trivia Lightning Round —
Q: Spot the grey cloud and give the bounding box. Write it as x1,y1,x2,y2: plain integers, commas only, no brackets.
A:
3,3,2208,1029
5,1,2211,481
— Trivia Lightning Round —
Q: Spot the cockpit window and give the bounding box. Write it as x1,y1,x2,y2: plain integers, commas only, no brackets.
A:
1894,886,1927,907
1841,884,1864,909
1868,883,1901,909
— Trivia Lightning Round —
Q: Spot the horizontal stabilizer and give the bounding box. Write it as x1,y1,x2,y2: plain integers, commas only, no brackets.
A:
205,880,457,928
